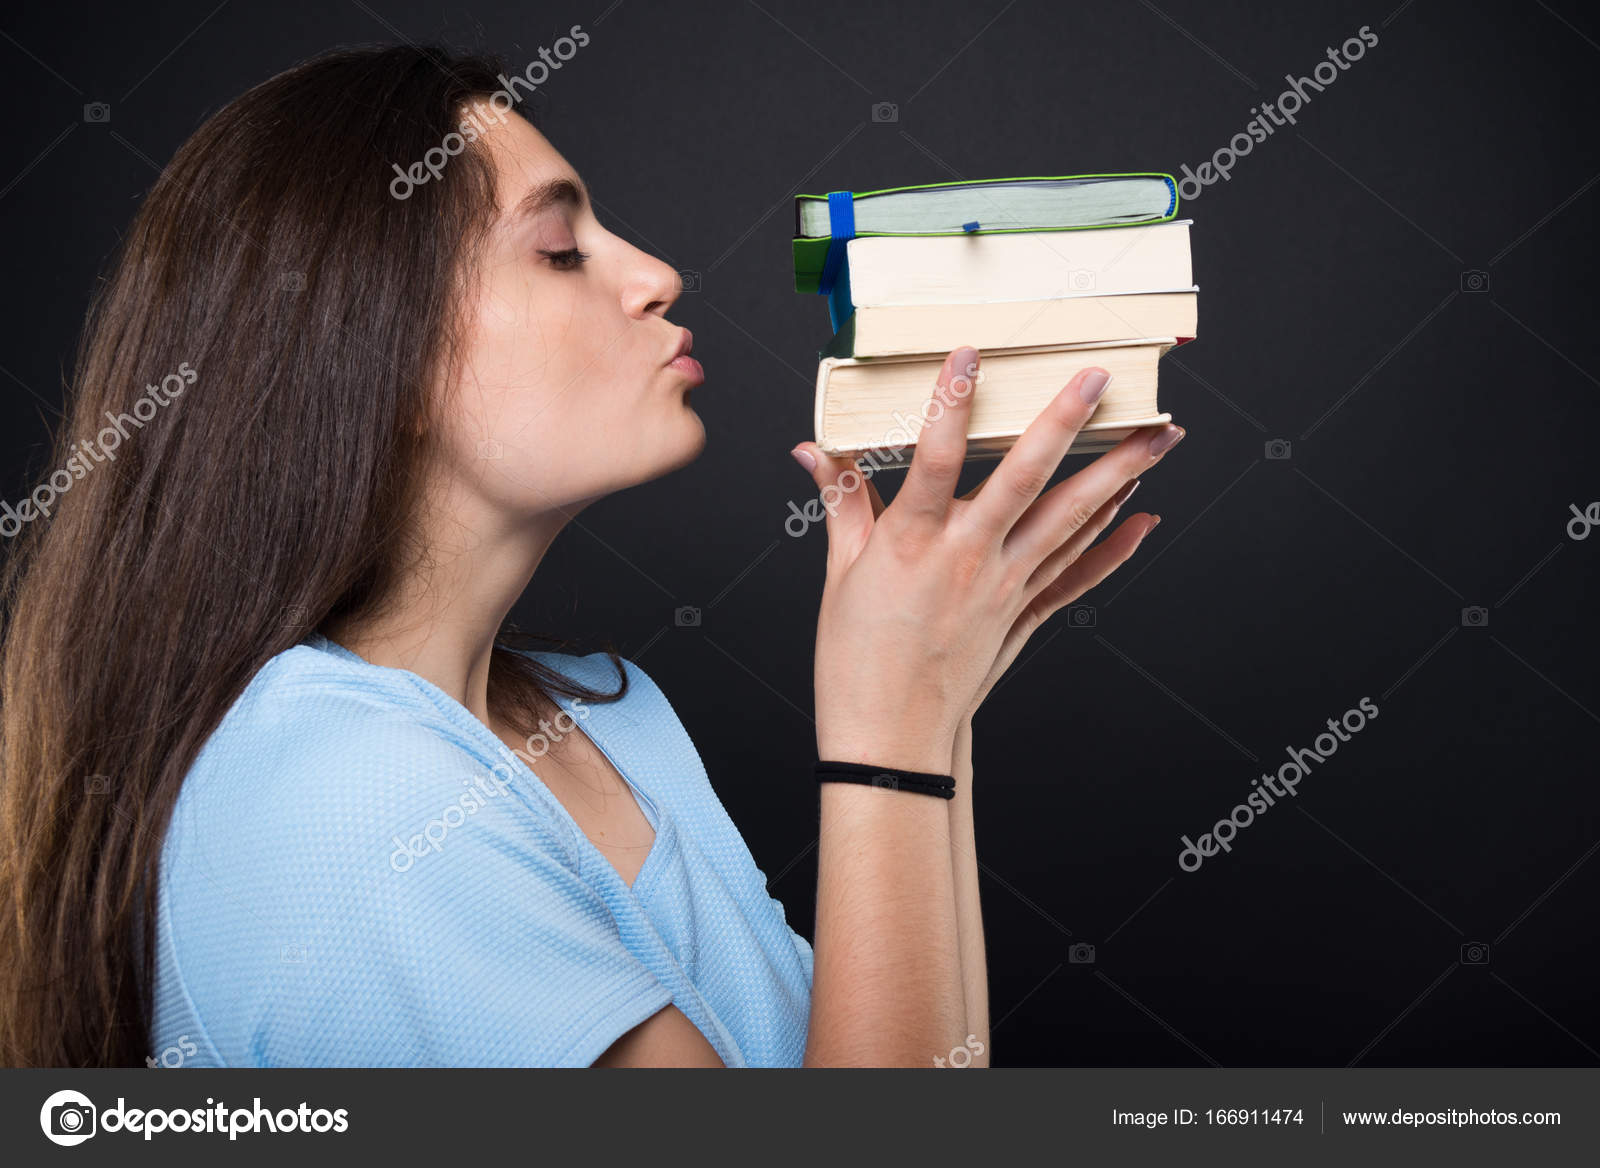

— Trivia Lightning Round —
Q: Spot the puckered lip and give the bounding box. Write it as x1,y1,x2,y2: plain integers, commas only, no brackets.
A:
668,327,694,363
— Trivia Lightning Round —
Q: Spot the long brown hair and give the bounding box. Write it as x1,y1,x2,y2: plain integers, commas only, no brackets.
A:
0,45,625,1067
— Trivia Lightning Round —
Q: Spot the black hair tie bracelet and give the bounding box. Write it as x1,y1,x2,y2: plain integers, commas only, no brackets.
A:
815,759,956,800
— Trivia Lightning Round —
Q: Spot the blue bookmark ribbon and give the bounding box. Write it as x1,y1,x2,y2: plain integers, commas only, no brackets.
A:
816,190,855,333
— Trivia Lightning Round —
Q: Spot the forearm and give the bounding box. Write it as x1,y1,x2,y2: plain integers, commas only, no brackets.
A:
803,776,967,1066
949,718,990,1065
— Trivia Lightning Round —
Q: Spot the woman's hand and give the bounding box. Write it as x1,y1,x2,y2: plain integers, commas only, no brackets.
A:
792,345,1182,772
960,465,1158,721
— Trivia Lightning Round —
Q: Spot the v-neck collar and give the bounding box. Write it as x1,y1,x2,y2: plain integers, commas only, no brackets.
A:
305,634,671,897
539,679,674,900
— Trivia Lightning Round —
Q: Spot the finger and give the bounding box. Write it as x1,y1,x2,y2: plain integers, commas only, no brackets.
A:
1004,422,1184,566
1025,477,1141,593
966,365,1113,535
1032,512,1161,615
896,346,980,524
790,442,876,561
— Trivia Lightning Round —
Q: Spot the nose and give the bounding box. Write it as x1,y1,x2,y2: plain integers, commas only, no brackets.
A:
620,241,682,320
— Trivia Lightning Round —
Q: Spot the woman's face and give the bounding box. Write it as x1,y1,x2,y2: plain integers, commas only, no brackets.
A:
437,103,704,521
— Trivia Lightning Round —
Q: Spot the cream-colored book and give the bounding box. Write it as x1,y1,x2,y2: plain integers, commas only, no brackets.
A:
825,289,1197,358
815,337,1176,462
845,221,1192,306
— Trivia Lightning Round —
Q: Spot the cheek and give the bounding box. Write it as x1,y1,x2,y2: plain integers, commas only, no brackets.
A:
450,281,633,463
474,269,625,390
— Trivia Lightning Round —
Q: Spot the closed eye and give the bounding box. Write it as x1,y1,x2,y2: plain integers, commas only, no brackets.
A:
540,247,590,271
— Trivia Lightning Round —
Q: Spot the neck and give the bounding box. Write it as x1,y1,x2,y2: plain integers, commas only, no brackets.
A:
326,479,572,724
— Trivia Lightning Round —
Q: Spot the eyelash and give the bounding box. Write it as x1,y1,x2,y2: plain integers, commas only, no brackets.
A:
540,247,590,271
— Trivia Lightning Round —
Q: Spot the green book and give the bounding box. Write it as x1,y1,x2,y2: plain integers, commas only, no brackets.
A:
792,173,1179,294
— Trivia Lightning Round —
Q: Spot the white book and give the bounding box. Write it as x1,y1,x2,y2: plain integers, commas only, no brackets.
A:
815,337,1177,461
845,221,1193,307
827,289,1198,358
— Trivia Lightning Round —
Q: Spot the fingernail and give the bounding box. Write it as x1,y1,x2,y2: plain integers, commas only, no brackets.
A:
1149,515,1162,531
1148,425,1185,457
1112,479,1141,508
1079,368,1111,406
948,345,980,384
791,446,816,472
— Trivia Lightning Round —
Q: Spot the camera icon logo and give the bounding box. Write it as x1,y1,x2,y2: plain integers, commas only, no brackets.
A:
1459,269,1490,293
84,774,112,796
280,270,306,293
1461,606,1489,628
871,101,898,123
281,944,309,964
476,439,503,460
1068,269,1097,292
871,772,900,790
1460,941,1490,965
1068,942,1096,964
674,605,701,628
40,1089,97,1146
1265,438,1292,460
83,102,111,123
677,269,701,292
1067,605,1096,628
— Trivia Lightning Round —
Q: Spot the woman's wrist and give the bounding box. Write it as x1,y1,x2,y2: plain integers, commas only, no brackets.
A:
816,721,971,789
953,718,973,781
816,729,958,777
955,714,973,745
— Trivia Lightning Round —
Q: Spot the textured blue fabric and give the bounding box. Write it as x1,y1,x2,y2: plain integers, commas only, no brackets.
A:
151,635,813,1067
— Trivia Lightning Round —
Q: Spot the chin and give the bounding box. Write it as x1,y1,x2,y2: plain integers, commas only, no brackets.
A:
614,411,706,492
661,408,707,471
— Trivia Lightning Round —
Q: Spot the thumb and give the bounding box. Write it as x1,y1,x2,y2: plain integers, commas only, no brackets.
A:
790,442,875,565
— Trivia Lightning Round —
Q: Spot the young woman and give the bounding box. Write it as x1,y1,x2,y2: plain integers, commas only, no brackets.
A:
0,46,1181,1067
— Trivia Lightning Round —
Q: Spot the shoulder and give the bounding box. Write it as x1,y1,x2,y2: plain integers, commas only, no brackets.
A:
167,643,581,881
156,644,670,1066
194,641,460,765
183,644,510,804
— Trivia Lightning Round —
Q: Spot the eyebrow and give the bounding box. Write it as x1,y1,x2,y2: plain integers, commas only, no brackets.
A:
512,176,587,221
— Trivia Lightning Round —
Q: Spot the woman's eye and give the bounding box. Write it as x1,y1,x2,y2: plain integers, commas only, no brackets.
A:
540,247,590,271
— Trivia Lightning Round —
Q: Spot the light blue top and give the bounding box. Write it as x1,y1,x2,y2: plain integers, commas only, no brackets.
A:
151,634,813,1067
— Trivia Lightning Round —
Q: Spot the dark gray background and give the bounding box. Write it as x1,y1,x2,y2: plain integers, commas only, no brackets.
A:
2,0,1595,1067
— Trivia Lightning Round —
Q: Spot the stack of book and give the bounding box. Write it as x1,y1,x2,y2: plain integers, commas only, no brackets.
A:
792,174,1197,460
